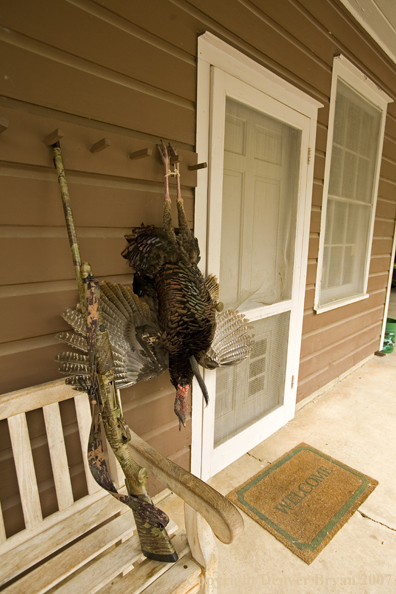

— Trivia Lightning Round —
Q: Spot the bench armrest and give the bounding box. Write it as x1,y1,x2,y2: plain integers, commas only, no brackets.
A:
127,432,243,544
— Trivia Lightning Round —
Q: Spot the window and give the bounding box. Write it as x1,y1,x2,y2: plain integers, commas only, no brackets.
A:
315,56,391,312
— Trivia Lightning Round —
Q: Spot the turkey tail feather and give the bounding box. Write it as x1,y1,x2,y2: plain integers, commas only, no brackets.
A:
189,355,209,405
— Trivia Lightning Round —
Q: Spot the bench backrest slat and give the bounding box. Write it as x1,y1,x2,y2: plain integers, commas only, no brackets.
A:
42,402,74,511
0,381,113,569
74,392,100,495
8,413,43,530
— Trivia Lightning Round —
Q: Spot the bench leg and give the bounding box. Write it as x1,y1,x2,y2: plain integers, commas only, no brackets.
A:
185,504,218,594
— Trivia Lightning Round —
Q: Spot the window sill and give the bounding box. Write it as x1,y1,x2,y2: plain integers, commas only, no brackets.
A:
314,293,369,314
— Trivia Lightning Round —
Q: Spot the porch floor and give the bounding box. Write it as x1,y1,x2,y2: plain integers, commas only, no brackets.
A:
161,288,396,593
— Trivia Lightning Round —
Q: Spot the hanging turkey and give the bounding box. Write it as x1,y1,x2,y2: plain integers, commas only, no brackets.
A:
56,142,253,428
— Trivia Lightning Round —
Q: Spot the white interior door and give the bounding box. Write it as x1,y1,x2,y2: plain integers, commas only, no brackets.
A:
198,68,313,480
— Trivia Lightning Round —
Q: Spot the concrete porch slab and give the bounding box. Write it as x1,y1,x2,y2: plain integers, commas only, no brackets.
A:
160,288,396,592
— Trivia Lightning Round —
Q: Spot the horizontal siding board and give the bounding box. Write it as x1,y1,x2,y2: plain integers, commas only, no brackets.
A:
306,261,317,285
312,182,324,207
369,256,392,275
0,343,66,395
299,323,381,380
367,272,389,292
146,448,190,496
0,237,128,285
0,291,75,345
140,422,192,460
382,136,396,160
310,210,321,234
297,341,379,403
373,218,395,237
378,178,396,202
376,198,396,220
313,152,325,180
1,175,194,229
385,113,396,138
0,0,196,102
380,157,396,182
371,237,393,256
0,43,195,144
302,288,386,334
120,372,172,404
250,0,341,68
0,106,198,186
91,0,200,56
308,236,319,258
191,0,332,96
315,124,328,153
300,307,383,358
297,0,396,96
123,389,181,436
304,286,315,311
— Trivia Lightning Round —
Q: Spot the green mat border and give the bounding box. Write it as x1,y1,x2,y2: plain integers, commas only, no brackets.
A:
229,443,378,558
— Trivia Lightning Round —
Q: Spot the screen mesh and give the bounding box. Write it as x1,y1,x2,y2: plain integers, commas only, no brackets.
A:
220,98,300,311
214,311,290,447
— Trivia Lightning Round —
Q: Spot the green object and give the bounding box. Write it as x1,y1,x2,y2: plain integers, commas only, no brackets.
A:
381,318,396,353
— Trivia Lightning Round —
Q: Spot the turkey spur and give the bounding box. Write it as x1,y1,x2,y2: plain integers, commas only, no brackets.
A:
56,142,253,428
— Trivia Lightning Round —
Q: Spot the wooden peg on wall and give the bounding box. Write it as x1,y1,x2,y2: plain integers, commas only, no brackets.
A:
90,138,111,153
0,117,9,133
170,154,182,165
128,148,152,160
188,162,208,171
44,128,64,146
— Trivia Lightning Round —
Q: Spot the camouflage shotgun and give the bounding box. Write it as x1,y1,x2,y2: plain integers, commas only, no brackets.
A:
51,141,178,562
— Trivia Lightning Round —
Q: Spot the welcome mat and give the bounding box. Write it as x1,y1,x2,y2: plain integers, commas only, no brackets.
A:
227,443,378,564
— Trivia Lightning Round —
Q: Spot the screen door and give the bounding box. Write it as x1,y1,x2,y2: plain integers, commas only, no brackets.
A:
199,68,313,479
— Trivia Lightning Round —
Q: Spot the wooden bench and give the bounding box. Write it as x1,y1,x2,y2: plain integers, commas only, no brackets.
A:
0,380,243,594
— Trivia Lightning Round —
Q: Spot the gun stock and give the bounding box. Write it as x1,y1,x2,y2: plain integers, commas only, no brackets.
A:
52,141,177,562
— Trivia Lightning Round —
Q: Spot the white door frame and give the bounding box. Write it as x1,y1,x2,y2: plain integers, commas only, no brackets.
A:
192,33,322,480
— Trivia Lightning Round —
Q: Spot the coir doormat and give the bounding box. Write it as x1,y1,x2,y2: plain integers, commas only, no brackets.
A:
227,443,378,564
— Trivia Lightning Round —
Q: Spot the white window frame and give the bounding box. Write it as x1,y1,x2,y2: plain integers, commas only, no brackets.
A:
192,32,322,479
315,55,392,314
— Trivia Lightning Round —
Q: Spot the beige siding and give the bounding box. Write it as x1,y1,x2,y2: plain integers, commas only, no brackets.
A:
0,0,197,512
1,0,396,514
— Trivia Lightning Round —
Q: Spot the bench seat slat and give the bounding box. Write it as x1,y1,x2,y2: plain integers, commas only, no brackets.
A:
2,513,135,594
0,492,128,587
51,523,181,594
140,556,201,594
43,402,74,511
7,413,42,530
97,531,190,594
53,532,151,594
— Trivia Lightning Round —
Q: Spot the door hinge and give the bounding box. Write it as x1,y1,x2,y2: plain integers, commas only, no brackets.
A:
291,375,295,389
308,147,311,165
